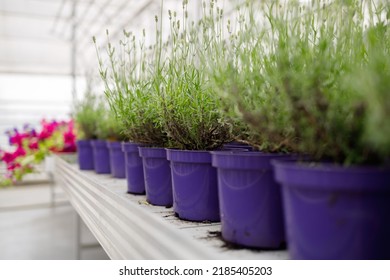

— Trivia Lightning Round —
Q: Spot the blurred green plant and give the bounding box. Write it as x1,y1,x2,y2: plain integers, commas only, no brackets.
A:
211,0,389,164
209,1,290,152
345,13,390,163
96,108,127,141
268,0,389,164
73,88,101,140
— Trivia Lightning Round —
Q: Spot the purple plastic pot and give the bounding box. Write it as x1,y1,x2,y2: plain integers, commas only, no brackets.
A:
76,139,94,170
166,149,220,222
107,141,126,178
139,147,173,206
211,151,287,249
223,141,254,151
91,139,111,174
122,142,145,194
273,160,390,260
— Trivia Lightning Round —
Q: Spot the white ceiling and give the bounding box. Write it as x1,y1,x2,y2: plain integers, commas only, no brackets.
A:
0,0,338,77
0,0,239,77
0,0,68,75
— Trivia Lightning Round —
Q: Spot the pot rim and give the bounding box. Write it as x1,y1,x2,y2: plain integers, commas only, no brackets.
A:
166,149,212,163
76,139,92,146
106,140,122,149
211,151,291,170
122,142,143,152
272,158,390,173
272,159,390,191
139,146,167,158
90,139,109,147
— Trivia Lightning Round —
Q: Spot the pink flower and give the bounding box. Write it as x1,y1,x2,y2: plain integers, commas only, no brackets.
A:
7,162,21,171
62,143,77,153
58,120,77,153
9,132,28,147
13,146,26,158
1,119,77,185
68,119,74,129
29,129,37,138
1,151,15,164
38,130,51,140
64,130,76,145
29,141,39,150
38,120,60,140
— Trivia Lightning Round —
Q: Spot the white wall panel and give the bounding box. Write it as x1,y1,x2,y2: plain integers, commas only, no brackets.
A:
0,74,85,149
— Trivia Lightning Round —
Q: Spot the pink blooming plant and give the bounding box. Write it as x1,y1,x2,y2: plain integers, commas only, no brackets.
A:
0,119,77,186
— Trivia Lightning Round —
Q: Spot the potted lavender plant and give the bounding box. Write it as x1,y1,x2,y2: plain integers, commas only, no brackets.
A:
209,1,291,249
262,0,390,259
94,28,171,202
73,89,100,170
161,4,232,222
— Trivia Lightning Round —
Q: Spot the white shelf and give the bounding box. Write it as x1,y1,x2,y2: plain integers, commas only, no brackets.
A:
54,154,288,260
